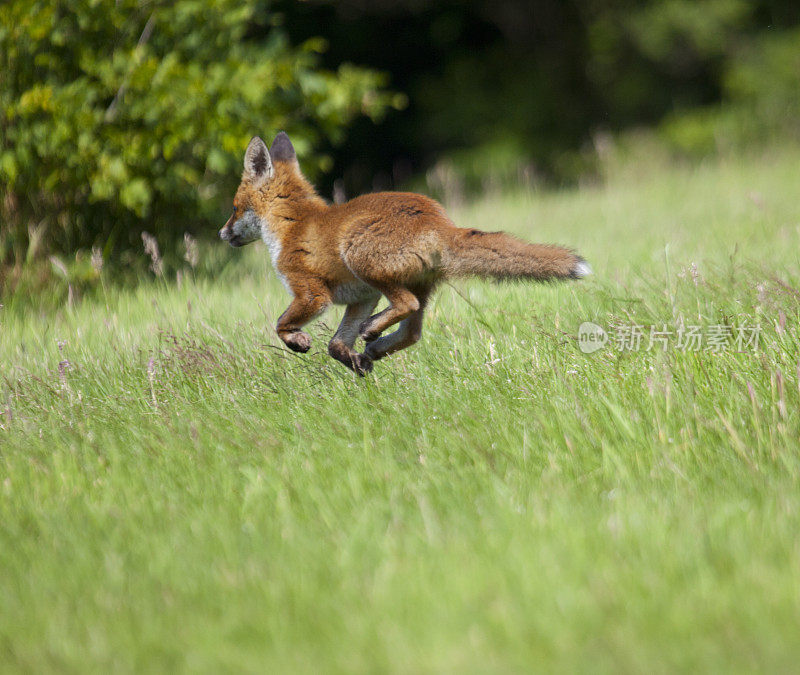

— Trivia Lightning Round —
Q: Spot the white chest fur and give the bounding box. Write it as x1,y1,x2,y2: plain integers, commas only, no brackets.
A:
261,227,292,295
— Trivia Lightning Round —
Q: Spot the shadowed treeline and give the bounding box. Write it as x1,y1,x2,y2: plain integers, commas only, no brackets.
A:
275,0,800,194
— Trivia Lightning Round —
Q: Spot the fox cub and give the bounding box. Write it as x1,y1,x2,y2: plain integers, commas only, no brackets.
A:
220,132,590,375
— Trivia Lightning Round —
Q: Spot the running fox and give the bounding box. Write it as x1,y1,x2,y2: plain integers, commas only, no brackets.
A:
219,133,590,375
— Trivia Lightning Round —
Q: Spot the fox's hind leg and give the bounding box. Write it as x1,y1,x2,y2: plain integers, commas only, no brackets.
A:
358,286,421,343
341,228,441,343
328,298,379,375
364,310,424,360
363,287,431,360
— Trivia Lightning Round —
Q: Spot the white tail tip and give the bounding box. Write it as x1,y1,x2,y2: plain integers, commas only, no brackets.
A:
572,260,593,279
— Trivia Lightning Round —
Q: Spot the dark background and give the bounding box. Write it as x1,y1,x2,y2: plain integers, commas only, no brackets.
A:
272,0,800,195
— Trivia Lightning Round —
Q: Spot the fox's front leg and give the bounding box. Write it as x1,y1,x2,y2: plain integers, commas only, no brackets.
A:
276,292,330,353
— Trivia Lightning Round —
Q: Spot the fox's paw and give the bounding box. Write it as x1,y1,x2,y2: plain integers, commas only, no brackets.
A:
363,341,382,361
284,331,312,353
328,340,372,375
350,353,373,376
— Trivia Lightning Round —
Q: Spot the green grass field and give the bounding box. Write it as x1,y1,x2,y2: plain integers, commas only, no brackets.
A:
2,148,800,672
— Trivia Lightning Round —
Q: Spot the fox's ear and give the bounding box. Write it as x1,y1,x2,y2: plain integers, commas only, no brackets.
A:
270,131,296,163
243,136,273,185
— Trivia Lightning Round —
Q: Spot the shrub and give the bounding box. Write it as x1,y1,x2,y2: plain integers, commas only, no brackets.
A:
0,0,396,280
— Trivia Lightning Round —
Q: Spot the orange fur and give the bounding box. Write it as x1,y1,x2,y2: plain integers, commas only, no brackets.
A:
220,133,590,374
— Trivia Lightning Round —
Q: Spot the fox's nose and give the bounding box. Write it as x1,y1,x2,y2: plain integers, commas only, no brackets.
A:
219,227,229,240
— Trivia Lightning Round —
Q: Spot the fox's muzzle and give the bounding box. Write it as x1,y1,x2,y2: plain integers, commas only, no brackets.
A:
219,209,260,247
219,213,235,243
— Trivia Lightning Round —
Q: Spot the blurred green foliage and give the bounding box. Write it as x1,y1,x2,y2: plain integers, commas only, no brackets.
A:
0,0,397,288
661,26,800,155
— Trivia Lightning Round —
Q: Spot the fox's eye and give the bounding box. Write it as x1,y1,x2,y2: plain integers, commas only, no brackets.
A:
233,205,238,213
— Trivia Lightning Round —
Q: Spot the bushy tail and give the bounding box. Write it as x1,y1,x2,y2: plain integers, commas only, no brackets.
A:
443,228,591,282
